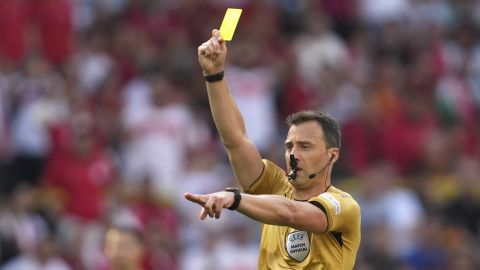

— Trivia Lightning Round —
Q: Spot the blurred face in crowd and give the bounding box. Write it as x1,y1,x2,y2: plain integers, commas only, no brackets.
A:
36,235,58,263
149,74,175,106
72,132,94,158
229,39,263,68
12,183,37,213
71,113,95,157
104,228,145,270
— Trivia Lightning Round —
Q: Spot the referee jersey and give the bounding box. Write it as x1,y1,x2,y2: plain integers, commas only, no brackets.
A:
244,159,361,270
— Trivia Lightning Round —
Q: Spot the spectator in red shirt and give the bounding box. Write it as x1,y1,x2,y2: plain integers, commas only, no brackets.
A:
42,111,115,269
43,111,114,221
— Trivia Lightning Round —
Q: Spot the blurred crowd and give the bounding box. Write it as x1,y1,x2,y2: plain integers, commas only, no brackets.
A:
0,0,480,269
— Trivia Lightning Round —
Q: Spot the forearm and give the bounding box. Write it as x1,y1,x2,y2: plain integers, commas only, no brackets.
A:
236,193,298,227
206,80,247,148
235,194,328,233
185,190,327,233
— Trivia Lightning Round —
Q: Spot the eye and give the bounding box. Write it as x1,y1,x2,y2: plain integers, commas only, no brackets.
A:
300,144,311,149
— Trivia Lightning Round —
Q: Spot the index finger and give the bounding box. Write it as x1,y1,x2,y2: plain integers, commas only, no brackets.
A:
184,192,207,206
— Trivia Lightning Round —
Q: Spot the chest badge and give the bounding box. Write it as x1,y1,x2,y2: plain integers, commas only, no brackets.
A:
285,230,310,261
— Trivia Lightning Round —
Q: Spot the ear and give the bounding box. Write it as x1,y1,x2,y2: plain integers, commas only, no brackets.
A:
329,148,340,163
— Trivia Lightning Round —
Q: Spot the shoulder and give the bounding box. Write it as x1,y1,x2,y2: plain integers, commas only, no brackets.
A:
243,159,290,195
309,186,360,232
263,159,286,174
322,186,360,214
325,186,358,202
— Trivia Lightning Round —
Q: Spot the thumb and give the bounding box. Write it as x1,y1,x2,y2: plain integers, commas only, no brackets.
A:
212,29,222,40
212,29,225,46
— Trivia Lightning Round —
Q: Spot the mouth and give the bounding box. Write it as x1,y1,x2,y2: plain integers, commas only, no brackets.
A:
289,168,303,175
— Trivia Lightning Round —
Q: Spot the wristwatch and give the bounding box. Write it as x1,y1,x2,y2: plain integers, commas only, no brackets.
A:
203,70,224,82
224,187,242,210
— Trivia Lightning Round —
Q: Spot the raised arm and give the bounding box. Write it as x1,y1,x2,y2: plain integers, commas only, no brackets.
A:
198,29,263,189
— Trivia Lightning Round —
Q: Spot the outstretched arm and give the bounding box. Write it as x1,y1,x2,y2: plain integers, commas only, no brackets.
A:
198,29,263,189
184,191,328,234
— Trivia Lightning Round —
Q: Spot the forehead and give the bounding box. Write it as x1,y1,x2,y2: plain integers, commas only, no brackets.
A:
105,229,139,244
285,121,325,143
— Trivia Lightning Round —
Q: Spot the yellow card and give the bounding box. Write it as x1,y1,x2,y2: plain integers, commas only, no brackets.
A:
219,8,242,41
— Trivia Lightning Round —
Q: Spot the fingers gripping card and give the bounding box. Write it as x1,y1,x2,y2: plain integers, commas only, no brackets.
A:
219,8,242,41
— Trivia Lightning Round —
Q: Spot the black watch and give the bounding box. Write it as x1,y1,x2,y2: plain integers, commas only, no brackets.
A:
203,70,224,82
225,187,242,210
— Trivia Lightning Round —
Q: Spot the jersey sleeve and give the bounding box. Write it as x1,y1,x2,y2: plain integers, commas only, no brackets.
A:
243,159,291,195
309,191,361,233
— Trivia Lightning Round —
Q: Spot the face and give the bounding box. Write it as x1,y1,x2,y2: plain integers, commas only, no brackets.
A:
284,121,336,184
150,75,174,106
104,228,144,269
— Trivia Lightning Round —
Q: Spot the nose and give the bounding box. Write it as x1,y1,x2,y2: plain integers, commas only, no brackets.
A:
289,145,299,157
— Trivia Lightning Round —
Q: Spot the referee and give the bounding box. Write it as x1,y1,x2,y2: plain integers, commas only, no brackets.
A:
185,29,361,270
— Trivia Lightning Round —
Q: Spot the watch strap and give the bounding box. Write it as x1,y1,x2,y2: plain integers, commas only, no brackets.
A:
203,70,224,82
225,187,241,210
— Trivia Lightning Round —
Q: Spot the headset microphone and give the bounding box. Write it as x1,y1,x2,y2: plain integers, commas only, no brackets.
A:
308,155,334,179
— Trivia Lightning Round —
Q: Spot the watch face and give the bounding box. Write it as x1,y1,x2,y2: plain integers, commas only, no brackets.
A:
226,187,239,192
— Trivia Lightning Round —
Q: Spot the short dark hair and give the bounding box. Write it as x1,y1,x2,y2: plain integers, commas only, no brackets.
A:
286,110,341,149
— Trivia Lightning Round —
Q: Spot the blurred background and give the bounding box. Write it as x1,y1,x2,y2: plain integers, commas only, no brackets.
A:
0,0,479,269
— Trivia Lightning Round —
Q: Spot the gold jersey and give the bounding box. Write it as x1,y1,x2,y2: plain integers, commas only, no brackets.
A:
243,160,361,270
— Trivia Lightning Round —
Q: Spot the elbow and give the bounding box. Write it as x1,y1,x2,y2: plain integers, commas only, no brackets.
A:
222,138,241,149
219,132,248,149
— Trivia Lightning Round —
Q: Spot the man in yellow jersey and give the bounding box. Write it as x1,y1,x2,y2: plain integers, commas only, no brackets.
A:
184,29,361,270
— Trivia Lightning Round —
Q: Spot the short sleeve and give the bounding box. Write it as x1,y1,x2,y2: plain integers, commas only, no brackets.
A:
309,191,360,233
